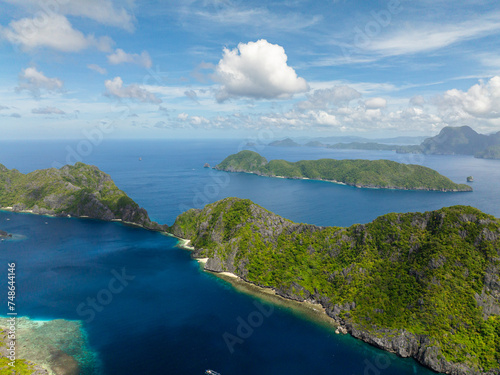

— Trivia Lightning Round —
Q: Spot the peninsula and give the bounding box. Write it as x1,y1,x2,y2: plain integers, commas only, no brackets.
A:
0,162,166,231
214,150,472,192
169,197,500,375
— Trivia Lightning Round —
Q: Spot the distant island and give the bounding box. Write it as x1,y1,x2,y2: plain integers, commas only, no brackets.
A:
169,197,500,375
268,138,300,147
0,162,166,231
397,126,500,159
214,150,472,192
268,126,500,160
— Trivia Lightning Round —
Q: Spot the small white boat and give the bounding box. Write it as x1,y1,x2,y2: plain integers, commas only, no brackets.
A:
205,370,221,375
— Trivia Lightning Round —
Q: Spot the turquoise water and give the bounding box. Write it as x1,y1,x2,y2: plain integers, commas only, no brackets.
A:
1,140,499,374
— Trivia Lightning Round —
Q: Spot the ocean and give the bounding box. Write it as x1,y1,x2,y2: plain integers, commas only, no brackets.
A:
1,139,499,375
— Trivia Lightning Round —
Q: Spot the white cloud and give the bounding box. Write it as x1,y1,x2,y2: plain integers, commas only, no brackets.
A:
32,106,65,115
409,95,426,107
104,77,162,104
107,49,152,68
87,64,107,75
0,0,135,31
1,13,113,52
0,105,9,110
439,76,500,119
214,39,309,102
364,97,387,109
366,14,500,56
16,67,63,97
309,110,340,127
177,112,209,126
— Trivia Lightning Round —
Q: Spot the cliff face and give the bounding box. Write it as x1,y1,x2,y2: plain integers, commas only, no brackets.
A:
398,126,500,159
0,162,165,231
170,197,500,375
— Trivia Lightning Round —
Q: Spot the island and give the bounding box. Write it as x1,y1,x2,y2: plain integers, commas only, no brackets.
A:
397,126,500,159
169,197,500,375
268,138,301,147
0,162,166,231
214,150,472,191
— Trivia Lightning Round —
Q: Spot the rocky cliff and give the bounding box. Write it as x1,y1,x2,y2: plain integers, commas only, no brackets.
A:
0,162,166,231
170,197,500,375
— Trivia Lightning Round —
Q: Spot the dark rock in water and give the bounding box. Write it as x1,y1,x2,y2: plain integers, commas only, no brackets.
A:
0,229,11,238
467,176,474,182
203,163,210,168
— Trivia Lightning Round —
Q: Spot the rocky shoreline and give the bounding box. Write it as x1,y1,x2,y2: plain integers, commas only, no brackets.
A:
169,198,500,375
192,243,498,375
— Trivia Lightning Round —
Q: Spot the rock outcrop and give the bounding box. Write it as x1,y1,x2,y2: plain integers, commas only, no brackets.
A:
170,197,500,375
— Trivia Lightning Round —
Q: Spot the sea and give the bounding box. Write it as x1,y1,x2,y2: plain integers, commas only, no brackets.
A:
0,139,499,375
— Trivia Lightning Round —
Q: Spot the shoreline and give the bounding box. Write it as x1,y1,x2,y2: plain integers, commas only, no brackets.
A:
173,236,344,333
0,206,164,232
213,168,472,192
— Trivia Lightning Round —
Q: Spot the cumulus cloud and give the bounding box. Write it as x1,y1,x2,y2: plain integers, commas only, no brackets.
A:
297,86,361,110
87,64,107,75
1,13,113,52
439,76,500,119
16,67,63,97
32,106,65,115
309,110,340,127
0,0,135,31
364,97,387,109
104,77,161,104
107,49,152,68
214,39,309,102
177,112,209,126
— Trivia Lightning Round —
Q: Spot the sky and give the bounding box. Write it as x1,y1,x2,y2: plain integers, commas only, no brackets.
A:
1,0,500,140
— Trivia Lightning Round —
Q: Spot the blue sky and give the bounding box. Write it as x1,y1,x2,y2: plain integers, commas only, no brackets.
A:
1,0,500,140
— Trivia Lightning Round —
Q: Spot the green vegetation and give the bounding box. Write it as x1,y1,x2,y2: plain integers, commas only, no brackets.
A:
170,198,500,374
0,357,37,375
476,144,500,159
215,150,472,191
0,162,162,229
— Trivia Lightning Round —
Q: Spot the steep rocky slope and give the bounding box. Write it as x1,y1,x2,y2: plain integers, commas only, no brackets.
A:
170,197,500,375
0,162,165,231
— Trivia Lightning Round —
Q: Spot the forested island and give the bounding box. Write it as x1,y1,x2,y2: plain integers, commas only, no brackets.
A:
0,162,165,231
214,150,472,192
169,197,500,375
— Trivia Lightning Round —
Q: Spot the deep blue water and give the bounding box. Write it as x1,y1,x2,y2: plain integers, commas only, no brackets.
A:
0,140,499,375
